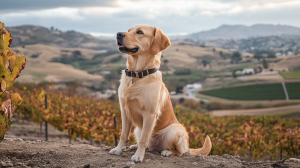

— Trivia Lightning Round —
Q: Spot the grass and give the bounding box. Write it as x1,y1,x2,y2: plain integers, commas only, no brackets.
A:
280,71,300,79
199,83,286,100
222,63,256,71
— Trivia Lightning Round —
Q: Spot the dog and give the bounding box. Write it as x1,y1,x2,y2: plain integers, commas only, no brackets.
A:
109,24,212,163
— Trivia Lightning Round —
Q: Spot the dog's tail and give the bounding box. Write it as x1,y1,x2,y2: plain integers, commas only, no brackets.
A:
189,135,212,156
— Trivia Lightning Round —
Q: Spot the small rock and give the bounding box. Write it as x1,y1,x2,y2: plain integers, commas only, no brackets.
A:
15,162,23,166
36,140,42,142
196,154,204,159
145,159,150,162
104,146,111,151
192,162,198,166
289,158,300,162
3,138,13,142
183,152,192,156
83,164,90,168
0,161,13,167
123,161,135,168
218,161,226,167
16,138,23,142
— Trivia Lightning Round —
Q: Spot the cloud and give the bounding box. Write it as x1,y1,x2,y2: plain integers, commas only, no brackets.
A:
0,0,117,11
0,0,300,36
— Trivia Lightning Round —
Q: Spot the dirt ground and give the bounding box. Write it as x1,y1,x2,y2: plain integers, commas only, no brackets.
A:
2,115,300,168
1,138,300,168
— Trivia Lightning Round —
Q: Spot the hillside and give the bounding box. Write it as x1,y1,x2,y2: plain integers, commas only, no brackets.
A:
185,24,300,40
11,44,103,85
208,35,300,51
7,25,116,50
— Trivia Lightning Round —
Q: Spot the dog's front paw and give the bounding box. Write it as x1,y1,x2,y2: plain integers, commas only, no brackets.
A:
109,147,122,155
131,153,144,163
161,150,172,157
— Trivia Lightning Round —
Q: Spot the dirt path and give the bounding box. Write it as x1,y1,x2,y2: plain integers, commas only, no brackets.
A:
1,138,300,168
211,104,300,116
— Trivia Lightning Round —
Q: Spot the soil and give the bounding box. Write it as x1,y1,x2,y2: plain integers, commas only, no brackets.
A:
1,139,300,168
1,115,300,168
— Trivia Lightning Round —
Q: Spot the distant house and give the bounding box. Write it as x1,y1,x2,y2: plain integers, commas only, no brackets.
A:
186,83,202,90
287,51,294,55
242,69,255,75
95,71,111,75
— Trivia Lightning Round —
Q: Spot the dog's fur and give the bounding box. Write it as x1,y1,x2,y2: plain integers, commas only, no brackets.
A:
109,24,212,162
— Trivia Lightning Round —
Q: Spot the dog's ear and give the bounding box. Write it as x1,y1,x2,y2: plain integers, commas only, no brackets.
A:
150,27,171,55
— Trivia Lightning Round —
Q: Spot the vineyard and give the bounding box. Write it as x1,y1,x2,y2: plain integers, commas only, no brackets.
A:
199,82,300,100
280,71,300,79
285,82,300,99
13,87,300,160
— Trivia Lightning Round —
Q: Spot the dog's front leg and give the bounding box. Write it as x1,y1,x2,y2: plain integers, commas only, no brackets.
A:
109,108,132,155
131,114,156,163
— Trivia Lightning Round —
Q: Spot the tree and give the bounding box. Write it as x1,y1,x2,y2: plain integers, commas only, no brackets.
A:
219,51,223,58
231,52,242,64
202,60,209,68
262,58,268,69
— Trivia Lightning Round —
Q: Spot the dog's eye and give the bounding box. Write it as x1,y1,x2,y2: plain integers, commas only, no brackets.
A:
136,30,143,34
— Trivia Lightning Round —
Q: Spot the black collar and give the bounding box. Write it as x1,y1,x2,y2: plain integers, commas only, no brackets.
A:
125,68,158,78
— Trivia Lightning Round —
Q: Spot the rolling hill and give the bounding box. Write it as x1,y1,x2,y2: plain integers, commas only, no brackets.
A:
7,25,116,50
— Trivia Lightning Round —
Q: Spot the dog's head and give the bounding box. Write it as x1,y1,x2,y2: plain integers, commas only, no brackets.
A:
116,24,170,55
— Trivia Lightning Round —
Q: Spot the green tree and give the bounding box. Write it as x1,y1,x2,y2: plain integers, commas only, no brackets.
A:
231,52,242,64
262,58,268,69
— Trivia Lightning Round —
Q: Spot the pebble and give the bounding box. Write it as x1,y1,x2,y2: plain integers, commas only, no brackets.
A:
83,164,90,168
196,154,204,159
289,158,300,162
219,161,226,167
0,161,13,167
16,138,23,142
183,152,192,156
125,161,135,168
36,140,42,142
3,138,13,142
192,162,198,166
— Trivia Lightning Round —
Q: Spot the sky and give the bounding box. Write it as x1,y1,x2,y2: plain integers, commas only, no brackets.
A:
1,0,300,37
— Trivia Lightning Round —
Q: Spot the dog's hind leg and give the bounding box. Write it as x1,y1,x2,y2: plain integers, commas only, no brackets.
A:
129,127,141,150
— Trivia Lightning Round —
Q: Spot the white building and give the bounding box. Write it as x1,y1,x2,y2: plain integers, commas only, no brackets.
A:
242,69,255,75
186,83,202,90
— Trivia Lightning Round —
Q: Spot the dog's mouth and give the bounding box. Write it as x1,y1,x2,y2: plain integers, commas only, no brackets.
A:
117,41,139,53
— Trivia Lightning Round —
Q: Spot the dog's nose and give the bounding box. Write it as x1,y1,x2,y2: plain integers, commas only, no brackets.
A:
117,32,125,39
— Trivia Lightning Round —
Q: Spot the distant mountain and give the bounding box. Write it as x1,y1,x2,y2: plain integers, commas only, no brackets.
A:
209,35,300,51
185,24,300,40
7,25,116,50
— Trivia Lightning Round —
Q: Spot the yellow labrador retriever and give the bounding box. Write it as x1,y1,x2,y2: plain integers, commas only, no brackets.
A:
109,24,212,162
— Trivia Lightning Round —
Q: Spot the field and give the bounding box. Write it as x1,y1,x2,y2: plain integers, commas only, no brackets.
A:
199,82,300,100
200,83,286,100
8,88,300,160
286,82,300,99
280,71,300,79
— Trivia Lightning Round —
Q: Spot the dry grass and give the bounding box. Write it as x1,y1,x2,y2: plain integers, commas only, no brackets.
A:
12,44,100,62
17,61,102,83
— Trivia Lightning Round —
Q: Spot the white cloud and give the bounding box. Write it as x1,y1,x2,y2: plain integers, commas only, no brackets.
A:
1,0,300,35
